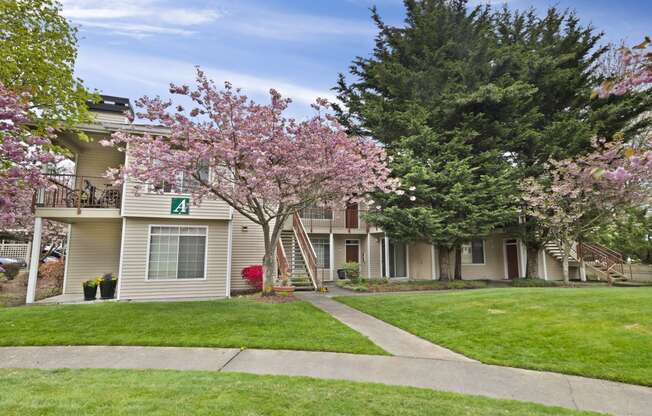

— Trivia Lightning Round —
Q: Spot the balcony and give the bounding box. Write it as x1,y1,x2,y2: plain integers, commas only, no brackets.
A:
297,206,381,234
35,174,122,214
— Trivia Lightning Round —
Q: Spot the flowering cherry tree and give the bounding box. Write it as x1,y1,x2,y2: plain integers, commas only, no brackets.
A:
103,69,395,294
594,37,652,98
0,84,67,260
523,138,652,282
525,39,652,283
0,84,57,230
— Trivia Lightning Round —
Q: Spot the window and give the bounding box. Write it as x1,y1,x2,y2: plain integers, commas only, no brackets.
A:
300,206,333,220
310,237,330,268
461,239,485,265
148,226,207,280
152,164,209,194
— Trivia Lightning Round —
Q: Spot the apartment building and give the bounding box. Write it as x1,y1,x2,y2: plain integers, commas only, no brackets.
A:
26,96,576,303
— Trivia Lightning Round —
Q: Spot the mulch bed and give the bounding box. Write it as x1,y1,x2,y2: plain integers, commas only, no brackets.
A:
237,293,300,304
0,269,62,307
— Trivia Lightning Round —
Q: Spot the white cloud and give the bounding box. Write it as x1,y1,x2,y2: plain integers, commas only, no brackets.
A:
60,0,222,38
74,21,195,38
221,7,376,40
77,48,337,108
61,0,374,41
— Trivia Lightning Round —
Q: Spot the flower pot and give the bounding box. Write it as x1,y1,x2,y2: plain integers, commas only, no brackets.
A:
83,284,97,301
273,286,295,295
99,279,117,299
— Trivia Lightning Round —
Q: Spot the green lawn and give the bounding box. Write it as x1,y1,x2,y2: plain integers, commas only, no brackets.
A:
0,369,598,416
336,287,652,386
0,299,383,354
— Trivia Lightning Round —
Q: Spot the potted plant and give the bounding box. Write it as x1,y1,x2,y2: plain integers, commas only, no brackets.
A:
82,279,98,301
99,273,117,299
342,261,360,283
273,276,295,295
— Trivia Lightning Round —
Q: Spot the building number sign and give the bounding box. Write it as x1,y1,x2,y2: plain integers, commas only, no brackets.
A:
171,197,190,215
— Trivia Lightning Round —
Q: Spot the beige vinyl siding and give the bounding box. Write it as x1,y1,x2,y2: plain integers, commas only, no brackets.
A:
433,234,513,280
368,234,382,278
230,213,266,292
456,235,506,279
75,138,125,189
63,220,122,294
118,218,228,300
121,181,232,220
543,251,579,280
409,242,434,280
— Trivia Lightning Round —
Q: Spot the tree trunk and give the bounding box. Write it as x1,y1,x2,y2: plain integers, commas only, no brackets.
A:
561,240,570,284
525,245,539,278
262,249,276,296
438,246,451,281
453,245,462,280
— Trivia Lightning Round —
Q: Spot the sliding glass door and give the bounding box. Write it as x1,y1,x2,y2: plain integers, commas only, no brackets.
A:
382,238,407,278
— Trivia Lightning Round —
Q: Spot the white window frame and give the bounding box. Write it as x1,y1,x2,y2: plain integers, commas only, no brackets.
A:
311,237,331,269
147,165,211,196
300,206,333,220
144,224,209,281
461,239,486,266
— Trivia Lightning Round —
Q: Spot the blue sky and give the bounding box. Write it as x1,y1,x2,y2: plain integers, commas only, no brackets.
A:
61,0,651,118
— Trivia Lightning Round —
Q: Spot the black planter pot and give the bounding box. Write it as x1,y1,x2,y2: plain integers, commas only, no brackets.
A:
83,284,97,301
99,279,117,299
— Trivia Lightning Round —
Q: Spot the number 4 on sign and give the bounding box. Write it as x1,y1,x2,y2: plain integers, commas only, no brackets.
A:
171,197,190,215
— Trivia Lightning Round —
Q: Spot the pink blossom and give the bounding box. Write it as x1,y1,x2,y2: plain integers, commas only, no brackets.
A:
103,68,395,292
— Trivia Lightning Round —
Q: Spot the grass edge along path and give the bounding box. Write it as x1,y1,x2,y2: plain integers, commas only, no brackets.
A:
0,368,601,416
0,298,385,355
335,287,652,386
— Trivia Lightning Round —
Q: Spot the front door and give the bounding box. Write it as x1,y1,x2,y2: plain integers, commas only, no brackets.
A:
505,241,519,279
345,203,358,229
346,239,359,263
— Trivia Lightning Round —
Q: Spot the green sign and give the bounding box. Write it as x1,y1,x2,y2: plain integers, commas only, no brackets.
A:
171,197,190,215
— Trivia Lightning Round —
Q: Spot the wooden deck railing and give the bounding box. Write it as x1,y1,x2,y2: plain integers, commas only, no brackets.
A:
292,212,319,290
276,241,290,281
578,241,625,277
34,174,122,213
298,207,377,233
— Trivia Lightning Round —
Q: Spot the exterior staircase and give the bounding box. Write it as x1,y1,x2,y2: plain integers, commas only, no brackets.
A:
577,242,628,284
543,241,580,266
544,240,628,284
275,214,319,291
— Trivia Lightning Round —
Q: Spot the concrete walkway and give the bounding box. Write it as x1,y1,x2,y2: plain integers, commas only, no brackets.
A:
2,345,651,416
297,292,473,361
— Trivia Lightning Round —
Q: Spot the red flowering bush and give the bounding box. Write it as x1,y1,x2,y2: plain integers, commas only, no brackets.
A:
241,265,263,291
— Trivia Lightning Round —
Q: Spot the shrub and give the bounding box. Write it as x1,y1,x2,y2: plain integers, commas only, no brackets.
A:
342,261,360,282
0,263,21,279
241,265,263,291
38,261,65,284
511,278,558,287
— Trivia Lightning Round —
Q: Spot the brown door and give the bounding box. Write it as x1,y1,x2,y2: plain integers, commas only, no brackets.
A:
505,242,519,279
345,203,358,229
346,243,359,263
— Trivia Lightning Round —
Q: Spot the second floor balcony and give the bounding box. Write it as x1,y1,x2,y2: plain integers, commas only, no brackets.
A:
297,205,381,234
35,174,122,213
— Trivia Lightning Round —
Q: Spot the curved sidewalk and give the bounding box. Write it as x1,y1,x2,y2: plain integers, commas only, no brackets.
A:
1,345,651,416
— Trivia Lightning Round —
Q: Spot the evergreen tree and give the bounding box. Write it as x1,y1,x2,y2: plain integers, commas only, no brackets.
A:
336,0,651,278
335,0,520,279
491,7,652,276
